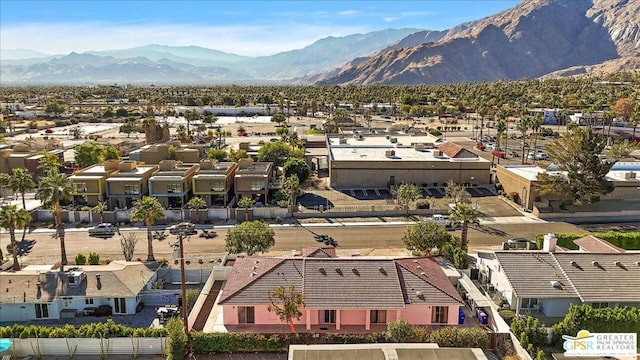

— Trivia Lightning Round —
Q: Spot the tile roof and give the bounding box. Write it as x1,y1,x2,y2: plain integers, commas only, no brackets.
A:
0,261,156,304
303,258,405,309
438,142,477,159
219,255,460,309
494,252,640,302
301,247,336,258
494,252,578,298
395,258,463,304
553,253,640,302
573,236,625,253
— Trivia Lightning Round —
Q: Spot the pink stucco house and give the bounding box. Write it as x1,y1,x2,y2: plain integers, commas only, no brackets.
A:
218,248,463,333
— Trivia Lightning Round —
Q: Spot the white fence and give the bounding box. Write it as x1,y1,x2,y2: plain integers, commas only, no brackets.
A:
7,337,166,357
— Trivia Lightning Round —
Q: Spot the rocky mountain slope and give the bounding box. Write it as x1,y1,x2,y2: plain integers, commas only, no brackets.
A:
316,0,639,85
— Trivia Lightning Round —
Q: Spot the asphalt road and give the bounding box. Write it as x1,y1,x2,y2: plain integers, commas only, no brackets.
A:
7,221,586,267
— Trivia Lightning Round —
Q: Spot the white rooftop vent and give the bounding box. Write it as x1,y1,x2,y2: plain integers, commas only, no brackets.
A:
569,261,578,267
550,280,562,289
416,291,424,297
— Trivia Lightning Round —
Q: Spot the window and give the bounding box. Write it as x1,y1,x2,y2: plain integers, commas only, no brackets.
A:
124,184,140,195
320,310,336,324
591,302,609,309
72,183,87,192
238,306,255,324
167,184,182,193
431,306,448,324
370,310,387,324
250,181,266,191
210,182,225,191
85,298,94,305
35,303,49,318
521,298,539,309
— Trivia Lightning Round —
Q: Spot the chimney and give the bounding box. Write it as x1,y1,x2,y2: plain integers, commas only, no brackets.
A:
543,233,557,252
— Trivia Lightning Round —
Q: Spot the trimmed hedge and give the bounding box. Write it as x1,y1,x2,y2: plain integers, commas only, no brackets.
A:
0,320,167,339
552,305,640,347
428,327,489,348
535,231,640,251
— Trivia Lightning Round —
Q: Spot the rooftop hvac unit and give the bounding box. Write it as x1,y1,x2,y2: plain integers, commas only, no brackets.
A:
390,137,398,143
385,150,396,158
624,172,636,179
414,144,425,151
432,150,442,157
339,138,347,144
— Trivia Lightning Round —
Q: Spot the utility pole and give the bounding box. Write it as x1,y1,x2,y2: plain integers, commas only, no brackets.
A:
177,231,189,337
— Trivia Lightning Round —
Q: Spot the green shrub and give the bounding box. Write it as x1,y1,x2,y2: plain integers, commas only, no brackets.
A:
499,309,516,325
552,305,640,347
535,231,640,250
386,320,426,343
75,253,87,265
88,252,100,265
190,332,286,353
428,327,490,348
0,321,166,339
165,317,187,360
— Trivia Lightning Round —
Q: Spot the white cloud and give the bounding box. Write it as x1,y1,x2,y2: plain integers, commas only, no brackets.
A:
338,10,358,17
383,17,397,22
399,11,436,17
0,21,368,56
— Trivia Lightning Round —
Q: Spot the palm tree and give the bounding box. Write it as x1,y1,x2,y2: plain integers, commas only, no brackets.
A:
0,205,31,271
187,196,207,223
37,151,62,174
8,168,35,241
237,196,255,222
283,175,300,214
130,196,165,262
449,202,478,251
36,171,73,266
92,201,108,224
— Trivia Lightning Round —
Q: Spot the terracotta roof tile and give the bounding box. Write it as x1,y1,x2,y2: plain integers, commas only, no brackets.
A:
438,142,478,159
301,247,336,258
218,257,287,304
394,257,463,304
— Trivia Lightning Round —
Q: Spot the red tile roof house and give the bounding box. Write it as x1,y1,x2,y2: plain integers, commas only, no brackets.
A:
217,250,464,333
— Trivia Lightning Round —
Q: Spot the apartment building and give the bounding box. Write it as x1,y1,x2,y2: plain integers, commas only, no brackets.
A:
105,161,158,210
234,158,279,204
68,160,120,206
148,160,198,209
192,159,238,207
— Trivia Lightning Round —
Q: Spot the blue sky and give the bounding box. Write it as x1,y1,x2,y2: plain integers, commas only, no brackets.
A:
1,0,520,56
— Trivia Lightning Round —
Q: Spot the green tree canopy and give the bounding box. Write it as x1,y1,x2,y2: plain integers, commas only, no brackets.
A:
282,158,310,183
271,112,287,125
8,168,35,209
396,183,422,215
207,148,228,161
37,151,62,174
537,127,614,206
402,221,453,255
74,142,120,168
225,220,275,256
0,205,31,270
449,202,479,251
257,141,303,168
36,171,73,265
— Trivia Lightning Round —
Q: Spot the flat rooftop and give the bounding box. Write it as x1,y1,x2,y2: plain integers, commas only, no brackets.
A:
327,134,439,147
237,162,271,173
501,164,640,183
330,146,488,162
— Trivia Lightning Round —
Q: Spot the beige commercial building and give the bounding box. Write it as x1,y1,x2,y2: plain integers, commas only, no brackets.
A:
130,141,206,164
327,134,490,188
495,163,640,211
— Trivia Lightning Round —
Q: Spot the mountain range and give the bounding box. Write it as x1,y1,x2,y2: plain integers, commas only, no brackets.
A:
1,0,638,86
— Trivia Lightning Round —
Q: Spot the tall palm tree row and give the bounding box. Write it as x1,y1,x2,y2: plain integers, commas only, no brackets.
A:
130,196,165,262
36,171,74,266
0,205,32,271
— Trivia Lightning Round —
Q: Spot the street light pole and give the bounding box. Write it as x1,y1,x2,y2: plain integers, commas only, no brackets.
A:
178,232,189,337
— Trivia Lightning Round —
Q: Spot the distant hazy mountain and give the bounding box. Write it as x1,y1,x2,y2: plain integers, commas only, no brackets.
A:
315,0,640,85
0,28,421,85
1,48,51,60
